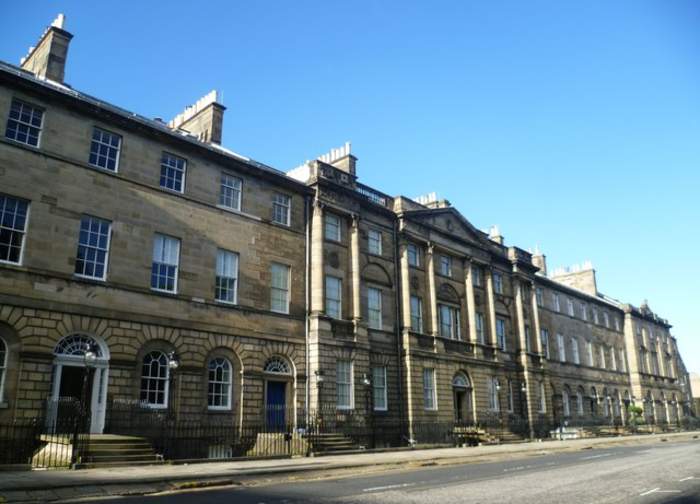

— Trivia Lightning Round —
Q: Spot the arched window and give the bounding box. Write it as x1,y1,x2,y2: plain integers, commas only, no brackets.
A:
54,334,103,357
0,337,6,403
264,357,291,375
208,358,232,410
562,387,571,417
452,373,471,388
140,351,169,408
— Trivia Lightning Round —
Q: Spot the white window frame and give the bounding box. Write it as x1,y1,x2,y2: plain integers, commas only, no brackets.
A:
557,333,566,362
5,98,43,147
367,287,383,330
493,272,503,294
506,380,514,412
89,126,122,172
272,193,291,226
215,249,239,304
140,351,170,408
476,312,485,344
581,303,588,321
74,215,111,281
496,318,506,351
407,243,420,267
540,329,550,359
270,262,291,314
571,337,580,365
410,295,423,333
336,360,354,410
599,345,606,369
372,366,388,411
151,234,180,293
325,275,342,319
438,303,461,340
0,194,30,266
587,340,594,367
368,229,382,255
576,390,584,415
538,382,546,413
488,377,500,411
535,287,543,306
611,347,618,371
473,266,482,287
603,312,610,328
325,213,341,242
219,173,242,211
567,298,574,317
553,293,561,312
439,255,452,277
593,308,599,324
423,368,437,411
207,357,232,411
159,151,187,194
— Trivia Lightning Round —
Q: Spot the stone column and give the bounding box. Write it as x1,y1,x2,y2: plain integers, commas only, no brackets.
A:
311,200,325,313
350,214,362,326
485,266,497,347
530,282,543,355
514,278,528,354
399,242,412,330
515,278,536,438
426,244,438,337
399,241,415,438
464,259,477,344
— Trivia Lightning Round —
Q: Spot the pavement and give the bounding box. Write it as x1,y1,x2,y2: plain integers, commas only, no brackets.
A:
0,431,699,503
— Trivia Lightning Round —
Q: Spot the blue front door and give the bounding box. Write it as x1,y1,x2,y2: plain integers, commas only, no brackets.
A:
266,381,286,430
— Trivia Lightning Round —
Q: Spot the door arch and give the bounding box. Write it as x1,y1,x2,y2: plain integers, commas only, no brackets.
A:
50,334,110,434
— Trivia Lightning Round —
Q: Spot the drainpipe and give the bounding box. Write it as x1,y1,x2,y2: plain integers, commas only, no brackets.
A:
304,194,311,428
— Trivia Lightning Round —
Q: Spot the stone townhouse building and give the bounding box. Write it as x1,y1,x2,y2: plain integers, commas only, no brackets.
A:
0,16,692,444
0,17,311,436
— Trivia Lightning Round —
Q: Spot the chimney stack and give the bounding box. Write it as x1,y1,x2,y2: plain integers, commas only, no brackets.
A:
531,245,547,275
20,14,73,83
488,225,504,245
318,142,356,175
168,90,226,145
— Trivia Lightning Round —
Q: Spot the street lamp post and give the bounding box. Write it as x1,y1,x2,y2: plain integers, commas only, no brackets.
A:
167,351,179,422
362,373,373,448
72,342,97,467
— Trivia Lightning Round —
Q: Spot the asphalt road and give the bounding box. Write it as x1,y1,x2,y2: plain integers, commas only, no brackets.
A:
89,440,700,504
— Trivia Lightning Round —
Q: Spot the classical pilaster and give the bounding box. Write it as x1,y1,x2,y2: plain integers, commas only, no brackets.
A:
311,200,325,313
399,240,415,438
515,277,536,438
399,242,412,330
349,214,362,325
530,281,543,355
464,259,477,345
485,266,497,347
426,243,438,338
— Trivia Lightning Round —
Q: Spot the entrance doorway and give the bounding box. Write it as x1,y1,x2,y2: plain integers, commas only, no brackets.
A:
49,334,110,434
266,381,286,430
452,373,472,424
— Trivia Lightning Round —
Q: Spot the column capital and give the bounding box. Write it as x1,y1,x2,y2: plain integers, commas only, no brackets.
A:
313,198,325,209
426,242,435,255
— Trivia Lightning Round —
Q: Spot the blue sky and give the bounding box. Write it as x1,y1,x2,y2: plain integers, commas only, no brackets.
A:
2,1,698,374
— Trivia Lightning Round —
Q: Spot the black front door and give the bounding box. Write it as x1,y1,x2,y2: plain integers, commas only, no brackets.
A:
57,366,92,426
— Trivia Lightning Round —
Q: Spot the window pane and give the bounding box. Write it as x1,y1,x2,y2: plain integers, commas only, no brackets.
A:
75,215,111,279
5,100,43,147
0,194,29,264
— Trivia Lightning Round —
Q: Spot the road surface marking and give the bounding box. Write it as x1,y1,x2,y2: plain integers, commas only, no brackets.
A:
640,488,660,496
363,483,416,492
581,453,612,461
680,477,695,482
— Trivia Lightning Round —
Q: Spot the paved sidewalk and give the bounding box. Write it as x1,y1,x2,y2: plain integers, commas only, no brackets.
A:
1,431,698,503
